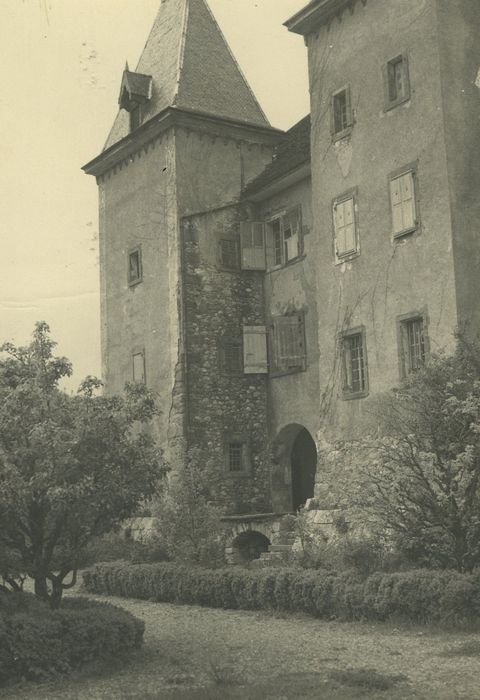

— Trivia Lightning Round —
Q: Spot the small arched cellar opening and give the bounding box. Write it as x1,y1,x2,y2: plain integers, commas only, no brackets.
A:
231,530,271,563
271,424,317,513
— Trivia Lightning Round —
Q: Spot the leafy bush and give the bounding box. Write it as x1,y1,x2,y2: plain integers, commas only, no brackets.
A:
0,592,144,685
83,562,480,627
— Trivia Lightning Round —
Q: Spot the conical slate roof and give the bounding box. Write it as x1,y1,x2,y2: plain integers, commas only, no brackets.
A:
104,0,269,150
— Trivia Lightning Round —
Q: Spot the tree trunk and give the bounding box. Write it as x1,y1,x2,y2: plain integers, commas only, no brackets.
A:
50,580,63,609
34,576,49,602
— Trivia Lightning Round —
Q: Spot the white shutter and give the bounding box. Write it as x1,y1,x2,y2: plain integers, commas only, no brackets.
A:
334,198,356,257
343,198,356,253
240,222,266,270
243,325,268,374
401,172,415,231
390,176,404,234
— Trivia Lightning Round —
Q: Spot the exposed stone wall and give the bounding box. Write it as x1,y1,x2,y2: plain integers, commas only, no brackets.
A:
182,206,271,514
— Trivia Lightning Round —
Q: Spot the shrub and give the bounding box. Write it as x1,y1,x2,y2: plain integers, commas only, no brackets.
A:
0,592,144,686
83,562,480,627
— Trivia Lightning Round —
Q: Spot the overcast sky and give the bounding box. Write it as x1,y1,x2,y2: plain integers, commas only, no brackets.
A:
1,0,309,390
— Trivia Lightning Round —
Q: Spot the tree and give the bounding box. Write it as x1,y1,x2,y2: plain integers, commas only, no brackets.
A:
153,449,227,567
0,322,165,607
338,339,480,572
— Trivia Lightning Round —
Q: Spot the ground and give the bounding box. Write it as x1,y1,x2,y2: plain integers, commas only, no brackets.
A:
2,594,480,699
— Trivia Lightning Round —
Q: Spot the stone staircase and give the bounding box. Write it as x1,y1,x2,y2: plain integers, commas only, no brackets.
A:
250,522,296,569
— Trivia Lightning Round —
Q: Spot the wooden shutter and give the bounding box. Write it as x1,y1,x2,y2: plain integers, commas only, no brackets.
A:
334,198,356,257
243,325,268,374
391,172,416,235
132,352,145,383
240,222,266,270
345,86,353,127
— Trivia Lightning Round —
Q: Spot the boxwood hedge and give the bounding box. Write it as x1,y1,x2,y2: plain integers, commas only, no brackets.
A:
0,592,144,686
83,562,480,626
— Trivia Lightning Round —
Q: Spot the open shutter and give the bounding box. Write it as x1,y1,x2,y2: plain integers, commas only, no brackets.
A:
345,86,353,127
243,325,268,374
343,198,356,253
401,172,415,230
333,202,345,256
240,222,266,270
390,176,404,234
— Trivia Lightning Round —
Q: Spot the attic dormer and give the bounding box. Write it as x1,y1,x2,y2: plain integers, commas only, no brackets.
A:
118,65,153,132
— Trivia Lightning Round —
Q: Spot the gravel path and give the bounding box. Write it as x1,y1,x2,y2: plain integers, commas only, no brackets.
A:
2,594,480,699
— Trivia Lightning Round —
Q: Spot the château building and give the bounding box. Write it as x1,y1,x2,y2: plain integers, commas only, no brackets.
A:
83,0,480,558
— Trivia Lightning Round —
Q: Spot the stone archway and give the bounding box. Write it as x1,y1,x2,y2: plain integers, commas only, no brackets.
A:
271,424,317,513
231,530,270,563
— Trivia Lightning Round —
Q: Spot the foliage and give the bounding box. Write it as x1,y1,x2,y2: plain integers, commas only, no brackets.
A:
152,449,227,567
83,561,480,627
336,339,480,572
0,322,165,608
0,592,144,685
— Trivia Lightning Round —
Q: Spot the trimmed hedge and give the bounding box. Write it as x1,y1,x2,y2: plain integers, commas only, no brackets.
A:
0,592,144,685
83,562,480,626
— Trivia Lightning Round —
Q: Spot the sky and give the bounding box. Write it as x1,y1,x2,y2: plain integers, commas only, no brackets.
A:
1,0,309,390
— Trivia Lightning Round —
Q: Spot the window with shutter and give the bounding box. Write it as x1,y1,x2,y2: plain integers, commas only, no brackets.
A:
333,192,358,262
332,86,353,138
265,207,303,269
341,328,368,398
240,222,266,270
272,314,306,375
243,326,268,374
220,339,243,374
390,169,417,237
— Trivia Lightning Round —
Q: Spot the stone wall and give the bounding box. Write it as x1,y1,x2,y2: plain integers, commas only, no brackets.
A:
182,206,271,515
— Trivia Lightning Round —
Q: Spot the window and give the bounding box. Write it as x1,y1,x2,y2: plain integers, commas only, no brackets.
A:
332,86,353,138
228,443,244,472
272,314,306,375
219,239,239,270
384,54,410,109
333,191,358,261
128,247,142,285
224,435,251,474
240,221,266,270
266,207,303,268
129,103,142,132
341,329,368,398
389,168,418,237
132,351,146,383
399,316,427,376
220,338,243,374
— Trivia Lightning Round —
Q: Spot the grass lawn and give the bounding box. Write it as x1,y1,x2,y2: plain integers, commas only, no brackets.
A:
2,593,480,699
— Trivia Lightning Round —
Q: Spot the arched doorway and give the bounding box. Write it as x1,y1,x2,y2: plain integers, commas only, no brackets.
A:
271,424,317,513
232,530,270,563
291,428,317,511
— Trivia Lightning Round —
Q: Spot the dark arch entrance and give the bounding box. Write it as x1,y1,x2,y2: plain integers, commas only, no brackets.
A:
291,428,317,511
232,531,270,563
271,424,318,513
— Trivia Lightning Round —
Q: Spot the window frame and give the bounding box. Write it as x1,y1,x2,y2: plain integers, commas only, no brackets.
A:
132,350,146,384
218,336,243,376
397,311,429,379
270,312,307,377
223,433,251,477
331,85,353,141
332,188,360,264
388,163,420,240
128,246,143,287
340,326,369,400
219,237,240,271
265,206,304,270
383,53,411,111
